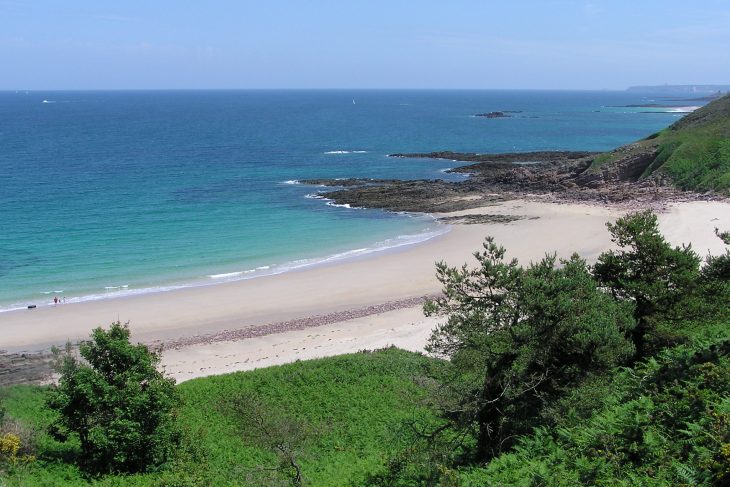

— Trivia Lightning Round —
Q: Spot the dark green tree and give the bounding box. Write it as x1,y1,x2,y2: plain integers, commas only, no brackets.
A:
703,228,730,281
425,238,634,461
47,322,180,473
698,228,730,321
593,211,702,359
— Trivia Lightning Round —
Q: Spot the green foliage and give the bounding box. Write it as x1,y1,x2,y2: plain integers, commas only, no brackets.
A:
220,391,310,486
373,211,728,485
424,239,634,461
46,322,180,474
0,399,37,474
593,210,702,358
2,215,728,485
717,228,730,246
588,94,730,193
649,95,730,193
1,348,438,486
460,336,730,486
663,139,730,192
701,229,730,312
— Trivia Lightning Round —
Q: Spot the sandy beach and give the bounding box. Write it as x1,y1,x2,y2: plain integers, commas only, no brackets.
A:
1,199,728,382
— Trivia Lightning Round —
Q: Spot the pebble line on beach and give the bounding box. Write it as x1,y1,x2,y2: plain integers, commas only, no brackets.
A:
159,294,441,350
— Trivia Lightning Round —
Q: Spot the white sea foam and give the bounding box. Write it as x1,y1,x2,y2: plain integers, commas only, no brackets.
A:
104,285,129,290
666,106,700,113
282,180,300,185
323,150,368,154
326,202,362,209
208,271,244,279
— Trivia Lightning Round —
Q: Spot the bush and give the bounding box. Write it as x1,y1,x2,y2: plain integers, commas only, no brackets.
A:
424,240,634,461
0,400,36,472
47,322,180,473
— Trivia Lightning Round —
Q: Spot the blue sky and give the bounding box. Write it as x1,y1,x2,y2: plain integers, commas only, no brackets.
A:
1,0,729,89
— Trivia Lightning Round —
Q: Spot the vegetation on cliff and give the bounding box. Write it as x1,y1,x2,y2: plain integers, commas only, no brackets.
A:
588,94,730,193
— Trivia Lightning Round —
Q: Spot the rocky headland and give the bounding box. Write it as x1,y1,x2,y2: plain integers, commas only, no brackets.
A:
299,148,692,214
300,94,730,214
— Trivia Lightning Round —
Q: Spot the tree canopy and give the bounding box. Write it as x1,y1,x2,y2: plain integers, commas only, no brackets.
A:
47,322,180,473
425,239,635,461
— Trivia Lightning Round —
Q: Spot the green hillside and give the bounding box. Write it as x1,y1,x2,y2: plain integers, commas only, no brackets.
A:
0,349,439,486
590,94,730,193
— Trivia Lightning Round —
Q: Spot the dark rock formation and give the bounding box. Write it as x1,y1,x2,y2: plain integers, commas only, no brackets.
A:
436,214,528,225
0,350,56,386
475,111,510,118
299,178,401,187
300,148,705,213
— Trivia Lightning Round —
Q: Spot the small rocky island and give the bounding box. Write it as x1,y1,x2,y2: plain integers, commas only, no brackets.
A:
475,111,510,118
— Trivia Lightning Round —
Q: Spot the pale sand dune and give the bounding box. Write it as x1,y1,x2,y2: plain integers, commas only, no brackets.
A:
1,199,728,383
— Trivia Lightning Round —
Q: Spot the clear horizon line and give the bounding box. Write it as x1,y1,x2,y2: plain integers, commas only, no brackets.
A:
3,84,726,92
1,87,636,92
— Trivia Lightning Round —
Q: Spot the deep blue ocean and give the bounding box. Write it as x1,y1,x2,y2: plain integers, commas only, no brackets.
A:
0,90,692,311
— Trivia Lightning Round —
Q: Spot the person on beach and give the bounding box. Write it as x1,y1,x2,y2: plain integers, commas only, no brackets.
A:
54,296,58,305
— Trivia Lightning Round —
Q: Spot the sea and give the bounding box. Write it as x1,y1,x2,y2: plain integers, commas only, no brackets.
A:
0,90,696,312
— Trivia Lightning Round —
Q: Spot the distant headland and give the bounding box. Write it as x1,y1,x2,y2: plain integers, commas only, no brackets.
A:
627,84,729,95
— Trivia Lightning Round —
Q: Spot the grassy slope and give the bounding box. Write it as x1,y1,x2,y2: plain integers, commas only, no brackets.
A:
1,348,438,486
3,327,729,485
591,94,730,193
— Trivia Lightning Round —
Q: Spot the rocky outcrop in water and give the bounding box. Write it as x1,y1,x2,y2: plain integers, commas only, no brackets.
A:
475,111,510,118
299,148,706,213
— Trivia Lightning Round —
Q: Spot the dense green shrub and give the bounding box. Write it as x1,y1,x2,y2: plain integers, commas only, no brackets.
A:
594,210,702,358
424,240,634,461
460,337,730,486
47,322,180,474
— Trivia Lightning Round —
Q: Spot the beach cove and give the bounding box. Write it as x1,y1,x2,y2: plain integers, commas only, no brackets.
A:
1,199,727,383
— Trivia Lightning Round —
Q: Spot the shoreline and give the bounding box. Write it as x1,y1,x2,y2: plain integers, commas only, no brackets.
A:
162,198,730,382
0,213,446,315
2,200,727,381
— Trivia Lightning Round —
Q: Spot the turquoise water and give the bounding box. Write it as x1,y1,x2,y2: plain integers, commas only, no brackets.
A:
0,90,689,310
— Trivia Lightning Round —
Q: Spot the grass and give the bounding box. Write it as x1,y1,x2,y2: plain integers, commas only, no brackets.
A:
587,94,730,193
0,348,439,486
